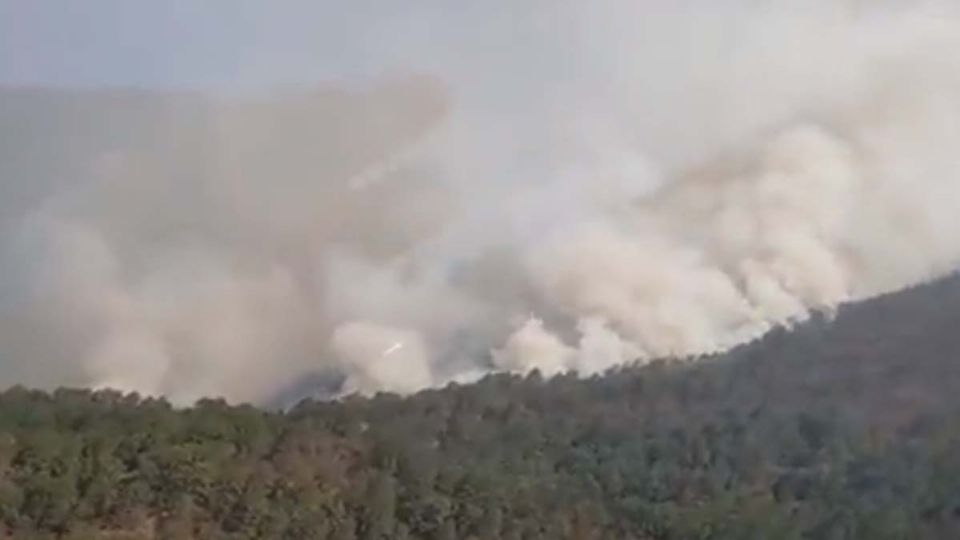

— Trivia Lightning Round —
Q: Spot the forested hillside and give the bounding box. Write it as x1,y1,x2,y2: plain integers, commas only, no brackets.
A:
2,274,960,539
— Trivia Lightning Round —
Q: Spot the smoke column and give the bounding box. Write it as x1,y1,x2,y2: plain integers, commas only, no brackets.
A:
1,1,960,404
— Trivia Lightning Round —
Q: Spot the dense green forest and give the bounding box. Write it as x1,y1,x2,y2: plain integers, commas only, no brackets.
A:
2,274,960,539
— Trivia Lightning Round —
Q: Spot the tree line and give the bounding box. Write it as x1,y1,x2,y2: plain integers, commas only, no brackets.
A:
2,275,960,539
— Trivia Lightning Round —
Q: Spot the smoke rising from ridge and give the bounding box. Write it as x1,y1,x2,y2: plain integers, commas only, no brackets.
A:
2,1,960,404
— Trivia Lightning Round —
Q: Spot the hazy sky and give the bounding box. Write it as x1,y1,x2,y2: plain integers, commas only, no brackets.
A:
0,0,579,96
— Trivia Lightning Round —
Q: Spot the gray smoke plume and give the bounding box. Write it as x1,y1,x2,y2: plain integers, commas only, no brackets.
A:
2,1,960,404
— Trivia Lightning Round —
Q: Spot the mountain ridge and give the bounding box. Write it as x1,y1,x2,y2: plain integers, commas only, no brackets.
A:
1,272,959,538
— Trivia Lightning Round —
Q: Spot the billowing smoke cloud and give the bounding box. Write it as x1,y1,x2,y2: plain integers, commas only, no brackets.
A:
2,1,960,404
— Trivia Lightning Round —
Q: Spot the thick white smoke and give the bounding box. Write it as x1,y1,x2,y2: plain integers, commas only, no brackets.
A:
2,1,960,404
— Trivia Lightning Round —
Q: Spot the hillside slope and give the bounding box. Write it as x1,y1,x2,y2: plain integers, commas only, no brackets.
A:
1,274,960,539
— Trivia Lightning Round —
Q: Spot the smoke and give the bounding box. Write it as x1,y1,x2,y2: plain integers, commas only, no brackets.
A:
2,1,960,404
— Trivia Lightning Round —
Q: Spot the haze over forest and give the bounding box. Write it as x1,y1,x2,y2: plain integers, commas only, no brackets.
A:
6,2,960,539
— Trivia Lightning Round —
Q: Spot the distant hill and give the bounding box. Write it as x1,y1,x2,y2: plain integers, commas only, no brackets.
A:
2,269,960,538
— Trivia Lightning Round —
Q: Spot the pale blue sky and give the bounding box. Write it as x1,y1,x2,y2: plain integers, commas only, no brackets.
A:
0,1,403,89
0,0,581,96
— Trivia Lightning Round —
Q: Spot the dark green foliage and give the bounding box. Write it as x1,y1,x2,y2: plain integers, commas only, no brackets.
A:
2,275,960,538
